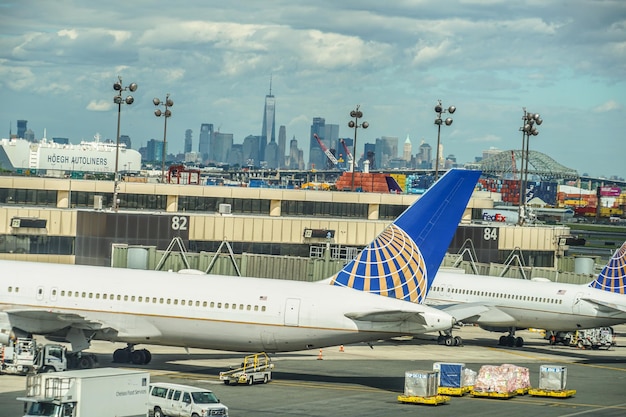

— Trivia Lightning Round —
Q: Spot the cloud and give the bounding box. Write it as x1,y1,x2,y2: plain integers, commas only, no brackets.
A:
87,100,112,111
592,100,622,112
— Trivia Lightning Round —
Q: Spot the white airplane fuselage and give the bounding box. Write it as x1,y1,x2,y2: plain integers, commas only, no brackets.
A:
427,271,626,331
0,261,454,353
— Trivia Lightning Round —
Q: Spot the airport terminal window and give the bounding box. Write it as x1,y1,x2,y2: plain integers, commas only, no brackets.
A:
281,200,368,218
379,204,408,220
0,235,73,255
0,188,57,206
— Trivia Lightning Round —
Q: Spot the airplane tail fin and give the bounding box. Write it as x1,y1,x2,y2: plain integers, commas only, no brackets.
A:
329,169,481,303
589,241,626,294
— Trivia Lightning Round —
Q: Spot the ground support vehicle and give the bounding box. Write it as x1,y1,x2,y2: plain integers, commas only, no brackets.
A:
17,367,150,417
528,388,577,398
1,337,97,375
438,386,472,396
547,327,615,350
219,352,274,385
148,382,228,417
397,394,450,405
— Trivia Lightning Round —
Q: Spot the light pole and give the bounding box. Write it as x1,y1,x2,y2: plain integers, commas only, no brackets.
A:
154,94,173,183
433,100,455,181
348,105,368,191
112,76,137,211
517,108,543,225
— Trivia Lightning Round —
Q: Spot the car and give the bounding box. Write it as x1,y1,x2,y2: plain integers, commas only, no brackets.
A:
148,382,229,417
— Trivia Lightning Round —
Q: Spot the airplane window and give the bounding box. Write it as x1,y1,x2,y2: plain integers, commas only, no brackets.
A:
131,296,135,302
224,303,229,309
146,297,150,303
159,298,164,304
117,295,121,301
190,300,193,306
138,296,142,302
218,303,222,308
239,304,244,310
247,305,251,311
176,300,180,305
254,305,259,311
96,293,100,299
232,304,237,310
167,299,171,305
152,297,157,303
195,301,200,307
7,287,12,292
210,302,215,308
202,301,207,307
52,289,57,296
124,295,128,301
261,306,266,312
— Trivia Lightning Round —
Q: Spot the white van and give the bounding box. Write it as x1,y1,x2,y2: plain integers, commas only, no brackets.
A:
149,382,229,417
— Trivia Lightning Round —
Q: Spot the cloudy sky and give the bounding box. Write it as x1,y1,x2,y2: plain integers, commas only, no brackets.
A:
1,0,625,179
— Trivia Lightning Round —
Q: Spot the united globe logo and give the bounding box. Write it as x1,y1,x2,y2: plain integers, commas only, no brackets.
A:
331,224,428,303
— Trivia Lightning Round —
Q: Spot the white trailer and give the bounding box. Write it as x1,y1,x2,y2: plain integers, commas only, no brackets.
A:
17,367,150,417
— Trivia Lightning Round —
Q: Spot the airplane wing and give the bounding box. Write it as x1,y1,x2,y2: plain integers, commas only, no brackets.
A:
3,309,161,339
439,303,517,326
345,310,428,325
580,298,626,315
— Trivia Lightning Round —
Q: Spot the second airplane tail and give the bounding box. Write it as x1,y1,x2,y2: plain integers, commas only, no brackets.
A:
589,241,626,294
330,169,481,303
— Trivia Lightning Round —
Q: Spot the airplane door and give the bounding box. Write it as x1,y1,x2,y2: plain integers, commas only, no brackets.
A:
573,292,584,314
284,298,301,326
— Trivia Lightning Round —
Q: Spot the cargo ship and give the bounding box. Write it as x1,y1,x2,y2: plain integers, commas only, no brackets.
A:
0,135,141,175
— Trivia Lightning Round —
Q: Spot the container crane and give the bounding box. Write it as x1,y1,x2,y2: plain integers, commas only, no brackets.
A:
313,134,338,166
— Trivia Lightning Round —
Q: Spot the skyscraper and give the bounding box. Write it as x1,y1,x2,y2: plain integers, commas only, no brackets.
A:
184,129,192,153
199,123,213,162
17,120,27,139
278,125,287,169
309,117,326,169
403,135,412,161
210,131,233,164
260,78,276,163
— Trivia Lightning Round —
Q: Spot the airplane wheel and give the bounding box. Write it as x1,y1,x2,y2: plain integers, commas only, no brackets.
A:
515,337,524,347
113,348,131,363
506,336,515,347
77,355,94,369
454,336,463,346
131,350,146,365
437,335,446,345
444,336,454,346
142,349,152,365
42,366,55,373
498,336,507,346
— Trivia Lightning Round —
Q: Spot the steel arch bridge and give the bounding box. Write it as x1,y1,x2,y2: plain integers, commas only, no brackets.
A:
479,150,579,181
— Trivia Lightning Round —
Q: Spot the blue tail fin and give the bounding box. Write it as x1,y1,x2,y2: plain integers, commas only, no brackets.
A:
589,242,626,294
329,169,481,303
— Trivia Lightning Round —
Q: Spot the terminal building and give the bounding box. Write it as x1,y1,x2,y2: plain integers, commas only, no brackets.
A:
0,174,571,273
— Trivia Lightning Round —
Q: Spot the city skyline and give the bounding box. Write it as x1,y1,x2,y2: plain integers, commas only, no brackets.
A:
0,1,624,178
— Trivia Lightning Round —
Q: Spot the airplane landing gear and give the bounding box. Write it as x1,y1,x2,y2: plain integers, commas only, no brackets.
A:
498,328,524,347
437,332,463,346
113,344,152,365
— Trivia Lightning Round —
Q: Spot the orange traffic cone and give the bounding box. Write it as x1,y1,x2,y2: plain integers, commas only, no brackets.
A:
339,345,344,352
317,348,323,360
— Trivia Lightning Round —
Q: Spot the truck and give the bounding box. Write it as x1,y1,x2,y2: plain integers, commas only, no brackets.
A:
547,327,616,350
219,352,274,385
17,367,150,417
1,337,98,375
